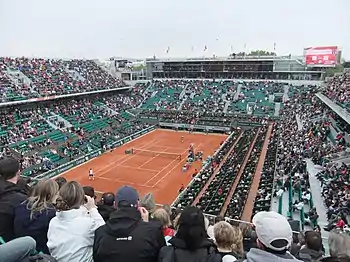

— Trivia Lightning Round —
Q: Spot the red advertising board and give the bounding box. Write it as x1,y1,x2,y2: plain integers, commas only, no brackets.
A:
304,46,338,66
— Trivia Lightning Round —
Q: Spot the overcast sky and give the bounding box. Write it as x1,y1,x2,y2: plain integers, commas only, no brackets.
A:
0,0,349,59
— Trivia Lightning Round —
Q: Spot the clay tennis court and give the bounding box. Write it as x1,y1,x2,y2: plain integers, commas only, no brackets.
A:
61,129,227,204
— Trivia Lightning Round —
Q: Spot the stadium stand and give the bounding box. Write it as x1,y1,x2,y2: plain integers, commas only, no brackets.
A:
0,57,126,102
1,69,350,261
324,72,350,113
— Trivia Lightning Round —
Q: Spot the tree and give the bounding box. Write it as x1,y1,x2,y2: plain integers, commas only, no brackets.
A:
324,64,344,77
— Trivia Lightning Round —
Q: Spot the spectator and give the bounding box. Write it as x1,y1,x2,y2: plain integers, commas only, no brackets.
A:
47,181,105,262
83,186,96,200
153,208,176,245
14,179,59,254
207,215,224,240
244,211,302,262
140,192,156,220
54,177,67,189
321,230,350,261
214,221,244,261
0,236,36,262
297,231,324,262
158,206,219,262
97,192,115,222
0,157,28,242
240,223,257,254
93,186,165,262
162,204,172,218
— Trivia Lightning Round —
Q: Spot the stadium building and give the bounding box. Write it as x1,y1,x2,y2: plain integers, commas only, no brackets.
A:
145,55,325,81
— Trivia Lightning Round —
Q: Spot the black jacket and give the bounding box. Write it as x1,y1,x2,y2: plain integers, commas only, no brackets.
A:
97,204,114,221
297,248,324,262
93,207,165,262
158,237,221,262
0,180,28,241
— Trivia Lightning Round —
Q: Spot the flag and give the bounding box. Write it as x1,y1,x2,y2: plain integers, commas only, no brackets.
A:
166,46,170,53
204,45,207,51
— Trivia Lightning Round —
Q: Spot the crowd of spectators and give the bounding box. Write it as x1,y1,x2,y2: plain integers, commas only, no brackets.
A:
1,156,350,262
316,161,350,232
0,85,150,179
324,72,350,112
0,57,126,102
1,75,350,261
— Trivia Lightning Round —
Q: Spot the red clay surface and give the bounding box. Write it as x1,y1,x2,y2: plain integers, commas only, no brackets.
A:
61,129,227,204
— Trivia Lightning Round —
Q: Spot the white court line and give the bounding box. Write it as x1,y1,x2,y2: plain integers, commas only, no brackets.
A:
97,176,153,188
117,165,159,173
49,128,158,181
93,139,159,174
137,147,170,169
97,141,162,178
145,143,202,187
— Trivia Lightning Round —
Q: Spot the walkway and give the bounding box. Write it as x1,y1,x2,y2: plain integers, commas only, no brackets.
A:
192,132,243,206
241,124,273,220
295,114,303,131
305,159,329,239
220,130,260,216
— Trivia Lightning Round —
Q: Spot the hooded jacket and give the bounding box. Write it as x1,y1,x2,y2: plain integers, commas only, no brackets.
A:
297,247,324,262
0,180,28,242
93,207,165,262
244,248,303,262
14,200,56,254
158,237,221,262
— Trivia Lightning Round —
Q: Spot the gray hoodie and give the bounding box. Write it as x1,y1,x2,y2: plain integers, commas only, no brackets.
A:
244,248,303,262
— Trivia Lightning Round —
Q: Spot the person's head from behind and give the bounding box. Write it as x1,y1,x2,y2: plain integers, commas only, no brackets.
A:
214,221,244,255
114,186,139,209
176,206,207,251
162,204,172,217
252,211,293,254
153,208,172,229
27,179,59,219
328,229,350,258
101,192,115,206
83,186,95,199
0,157,20,183
55,181,85,211
54,177,67,189
304,231,322,251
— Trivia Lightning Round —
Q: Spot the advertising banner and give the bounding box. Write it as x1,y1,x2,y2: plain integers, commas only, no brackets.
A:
304,46,338,66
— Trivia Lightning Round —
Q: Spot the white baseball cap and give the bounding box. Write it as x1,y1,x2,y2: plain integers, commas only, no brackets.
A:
252,211,293,251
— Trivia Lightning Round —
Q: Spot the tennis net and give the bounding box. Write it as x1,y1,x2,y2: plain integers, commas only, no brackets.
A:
131,148,181,160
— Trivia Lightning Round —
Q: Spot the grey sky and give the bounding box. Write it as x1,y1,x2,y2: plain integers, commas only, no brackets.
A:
1,0,349,59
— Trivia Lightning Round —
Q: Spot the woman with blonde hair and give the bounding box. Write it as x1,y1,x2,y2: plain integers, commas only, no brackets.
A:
214,221,244,261
47,181,105,262
153,208,175,245
14,179,59,254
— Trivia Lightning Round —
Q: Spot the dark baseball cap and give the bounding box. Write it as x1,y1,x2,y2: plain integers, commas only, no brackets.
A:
115,186,139,207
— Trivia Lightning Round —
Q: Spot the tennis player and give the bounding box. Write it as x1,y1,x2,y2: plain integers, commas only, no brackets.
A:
181,136,184,143
89,168,94,180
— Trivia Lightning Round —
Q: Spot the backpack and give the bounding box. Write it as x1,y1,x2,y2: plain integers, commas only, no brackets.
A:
171,246,221,262
21,254,57,262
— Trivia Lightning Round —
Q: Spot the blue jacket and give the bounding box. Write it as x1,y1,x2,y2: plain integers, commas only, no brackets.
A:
14,201,56,254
